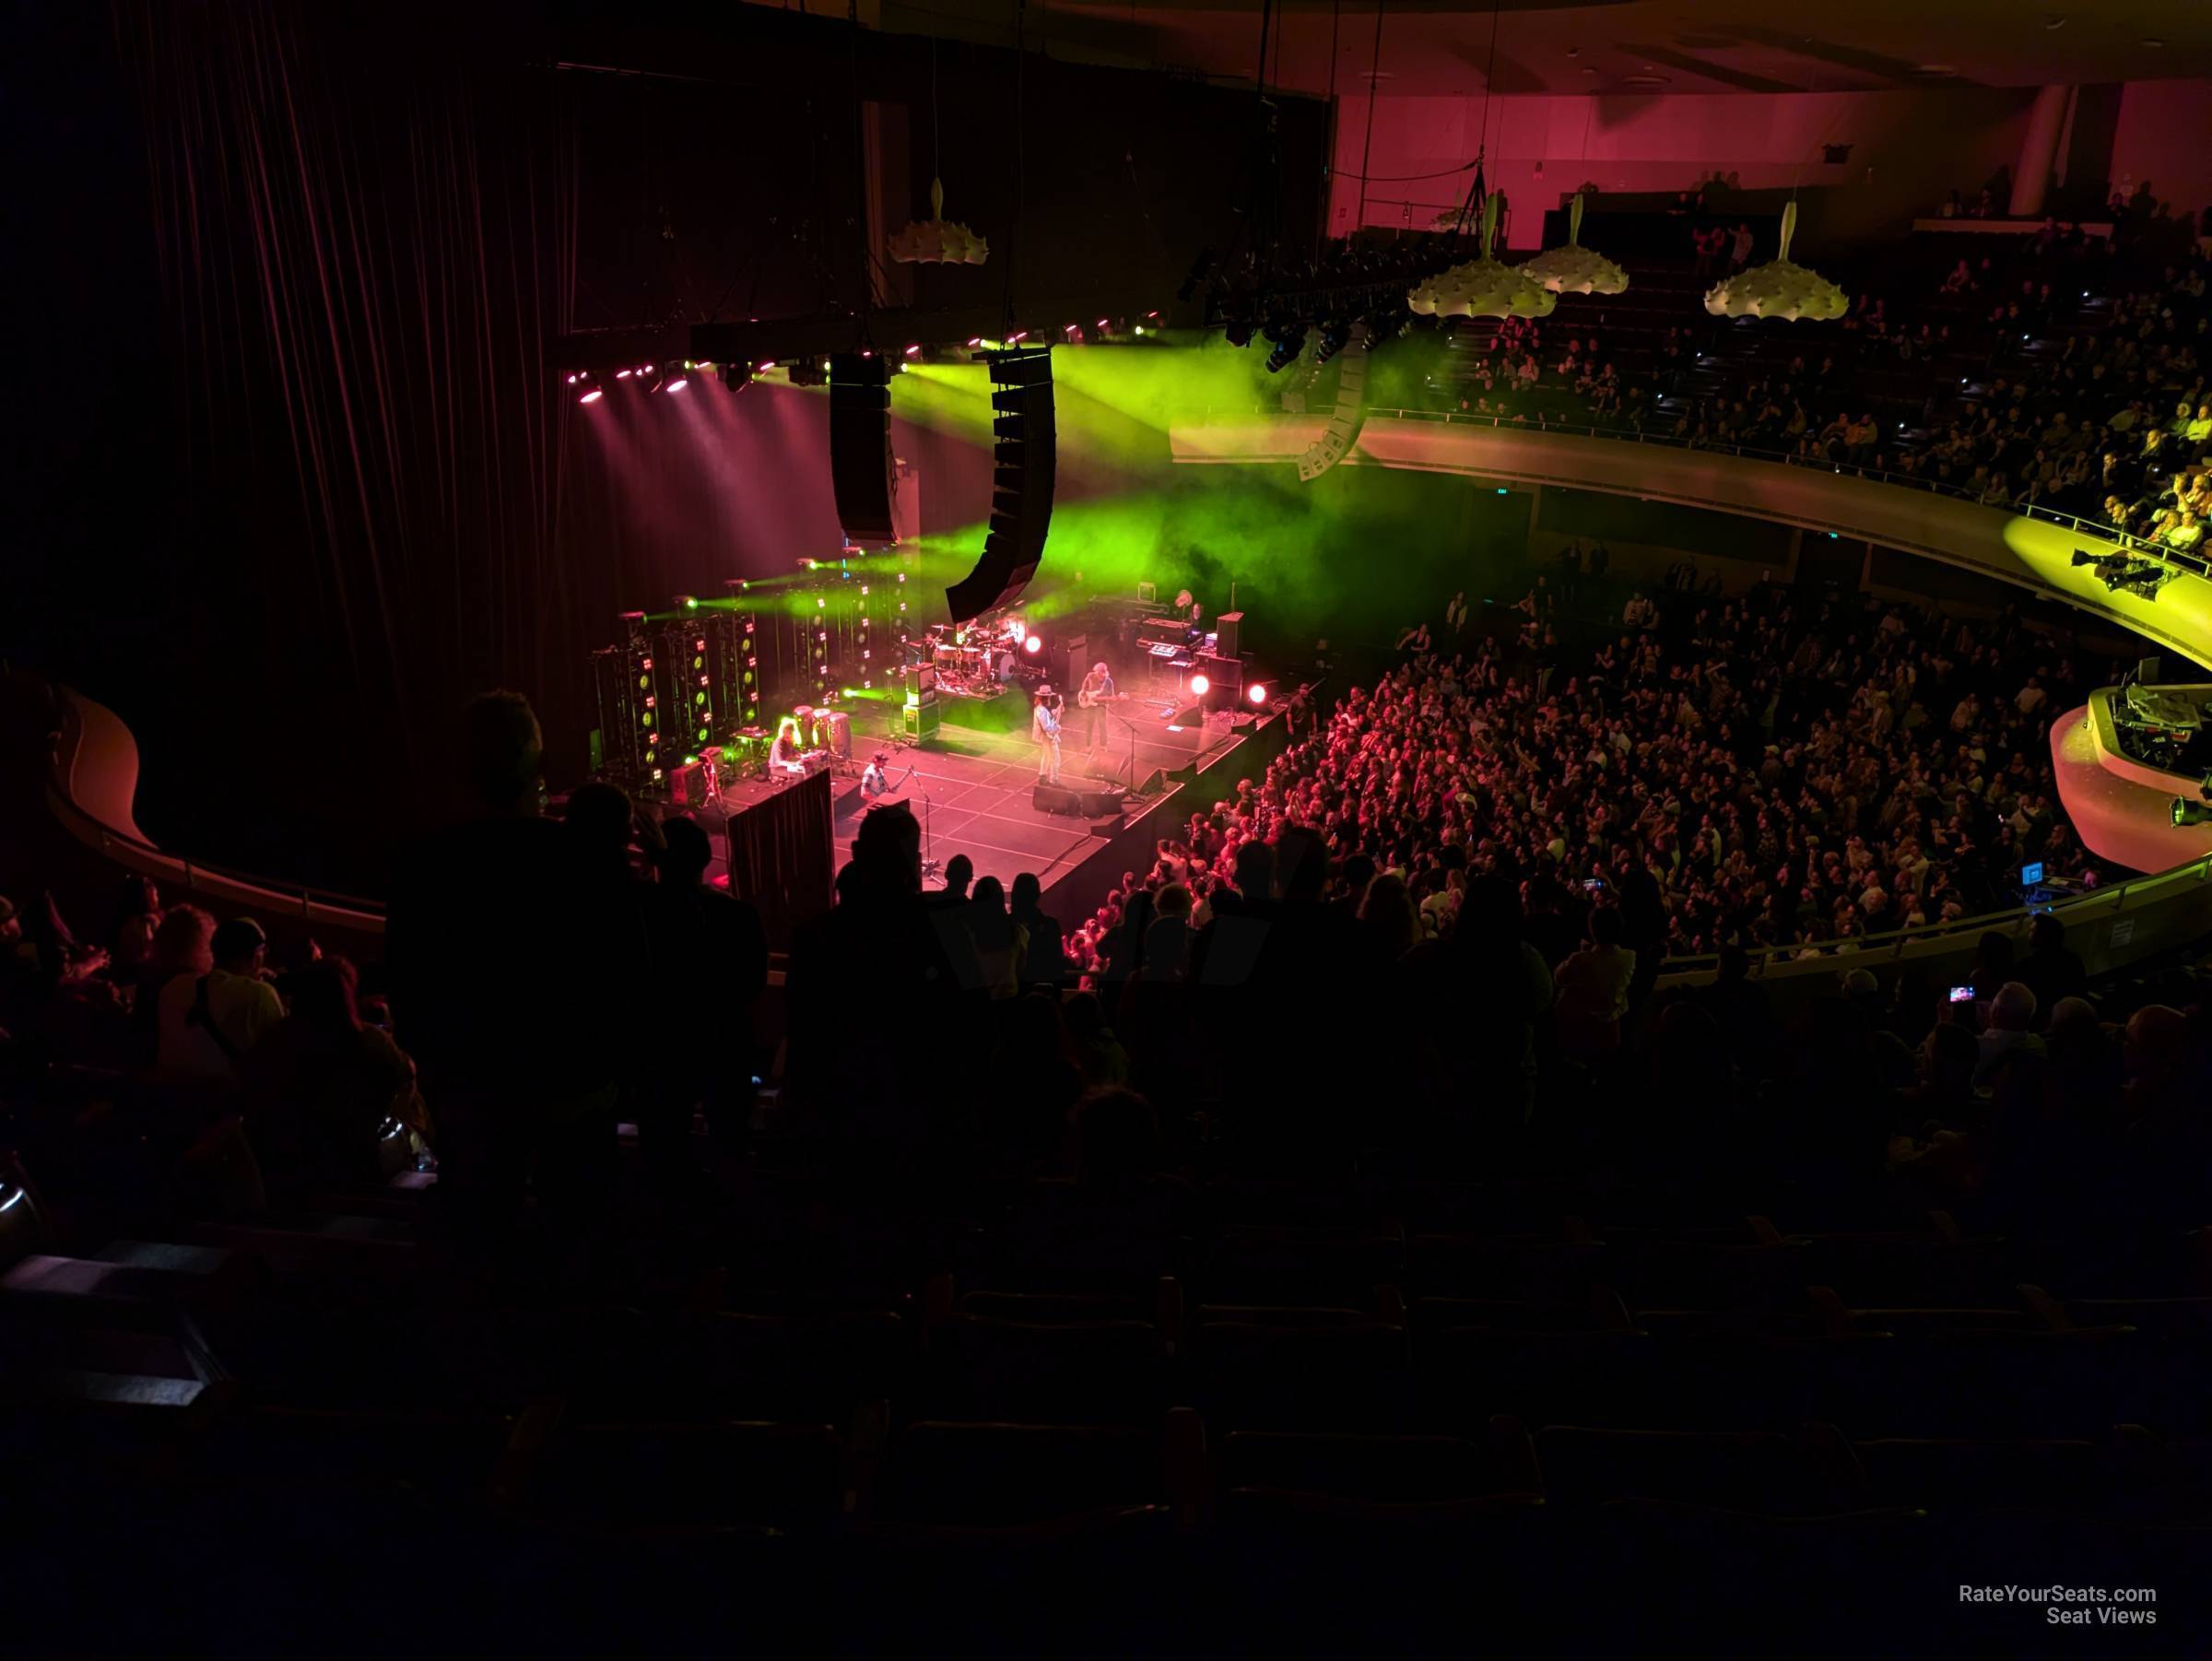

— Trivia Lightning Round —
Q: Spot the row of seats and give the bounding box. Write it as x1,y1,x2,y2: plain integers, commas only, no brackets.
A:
18,1387,2212,1537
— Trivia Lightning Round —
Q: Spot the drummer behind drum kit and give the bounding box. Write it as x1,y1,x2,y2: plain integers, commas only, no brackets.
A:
923,610,1030,698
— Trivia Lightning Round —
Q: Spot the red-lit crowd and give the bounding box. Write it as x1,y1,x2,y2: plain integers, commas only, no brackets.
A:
1065,584,2106,983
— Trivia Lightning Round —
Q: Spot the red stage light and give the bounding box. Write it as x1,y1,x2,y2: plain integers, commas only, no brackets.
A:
904,344,921,357
1189,673,1210,697
579,388,603,404
665,375,688,393
1023,634,1043,654
1247,681,1269,705
615,369,632,379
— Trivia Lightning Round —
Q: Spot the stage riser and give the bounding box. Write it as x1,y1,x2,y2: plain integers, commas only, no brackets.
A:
937,689,1031,735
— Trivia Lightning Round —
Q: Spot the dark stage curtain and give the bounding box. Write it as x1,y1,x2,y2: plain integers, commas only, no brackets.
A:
724,772,835,948
107,0,576,887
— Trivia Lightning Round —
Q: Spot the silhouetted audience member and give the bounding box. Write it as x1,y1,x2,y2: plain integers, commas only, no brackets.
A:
1973,981,2044,1086
385,690,625,1235
2020,913,2088,1015
156,915,282,1082
787,802,979,1167
1395,877,1555,1134
127,903,215,1068
965,876,1026,999
930,854,974,907
106,876,161,972
640,816,769,1172
243,957,423,1198
1009,872,1065,990
1554,908,1636,1058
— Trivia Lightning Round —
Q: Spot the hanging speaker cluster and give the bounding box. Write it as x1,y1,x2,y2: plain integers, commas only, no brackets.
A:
830,353,897,546
947,346,1055,623
1297,323,1371,483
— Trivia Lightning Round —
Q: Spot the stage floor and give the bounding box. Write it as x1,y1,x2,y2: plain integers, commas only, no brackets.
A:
705,703,1246,901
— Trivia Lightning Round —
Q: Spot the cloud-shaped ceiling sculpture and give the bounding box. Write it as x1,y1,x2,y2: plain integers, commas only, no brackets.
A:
1703,200,1847,322
889,178,989,266
1519,192,1629,296
1408,194,1557,321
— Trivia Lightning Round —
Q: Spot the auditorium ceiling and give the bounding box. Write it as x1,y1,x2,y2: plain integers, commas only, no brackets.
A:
793,1,2212,98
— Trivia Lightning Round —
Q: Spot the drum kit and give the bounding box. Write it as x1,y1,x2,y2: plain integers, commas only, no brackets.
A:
923,609,1027,697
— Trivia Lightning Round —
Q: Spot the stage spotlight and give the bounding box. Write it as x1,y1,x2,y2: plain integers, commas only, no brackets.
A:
1246,681,1268,706
579,387,604,405
1226,320,1255,348
572,371,599,403
1265,329,1307,373
664,372,688,394
1189,672,1211,697
722,362,752,392
2173,787,2212,828
1314,314,1350,365
1023,633,1043,654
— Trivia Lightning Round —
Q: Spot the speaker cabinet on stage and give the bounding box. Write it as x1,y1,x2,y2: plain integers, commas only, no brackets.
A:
666,760,709,806
1034,783,1123,818
1057,633,1088,694
1196,652,1244,710
830,354,896,545
903,699,942,741
1214,610,1243,660
947,348,1055,621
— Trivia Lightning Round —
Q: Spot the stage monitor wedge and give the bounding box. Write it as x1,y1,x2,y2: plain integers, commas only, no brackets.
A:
947,346,1055,622
830,353,897,545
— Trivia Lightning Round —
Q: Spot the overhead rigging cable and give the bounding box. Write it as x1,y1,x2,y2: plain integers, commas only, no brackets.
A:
1005,0,1028,325
1453,0,1504,239
1318,0,1338,257
847,0,872,342
1355,2,1383,230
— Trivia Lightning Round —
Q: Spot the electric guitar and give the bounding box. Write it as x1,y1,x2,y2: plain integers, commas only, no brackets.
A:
1077,685,1131,709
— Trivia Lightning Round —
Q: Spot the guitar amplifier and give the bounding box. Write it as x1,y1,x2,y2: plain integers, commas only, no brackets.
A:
1194,653,1243,707
666,760,710,805
1135,617,1188,650
1057,633,1088,695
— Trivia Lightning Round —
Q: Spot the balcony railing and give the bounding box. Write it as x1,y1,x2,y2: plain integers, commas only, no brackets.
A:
1349,406,2210,582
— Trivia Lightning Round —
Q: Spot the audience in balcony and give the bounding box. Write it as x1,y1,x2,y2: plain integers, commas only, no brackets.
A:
1435,224,2207,553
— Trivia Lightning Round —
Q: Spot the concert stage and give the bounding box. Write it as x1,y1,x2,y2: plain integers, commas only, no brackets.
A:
691,692,1301,925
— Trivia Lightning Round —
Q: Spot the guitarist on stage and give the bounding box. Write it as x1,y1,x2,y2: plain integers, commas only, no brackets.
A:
1032,686,1064,783
1077,661,1117,752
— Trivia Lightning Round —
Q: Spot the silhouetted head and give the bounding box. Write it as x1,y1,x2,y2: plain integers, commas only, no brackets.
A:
658,816,712,884
457,690,542,813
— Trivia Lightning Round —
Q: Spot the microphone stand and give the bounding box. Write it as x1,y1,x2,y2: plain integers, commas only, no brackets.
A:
904,765,939,879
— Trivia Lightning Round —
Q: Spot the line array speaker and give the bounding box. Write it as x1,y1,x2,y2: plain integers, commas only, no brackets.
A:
947,347,1054,621
830,353,896,545
1297,324,1370,482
